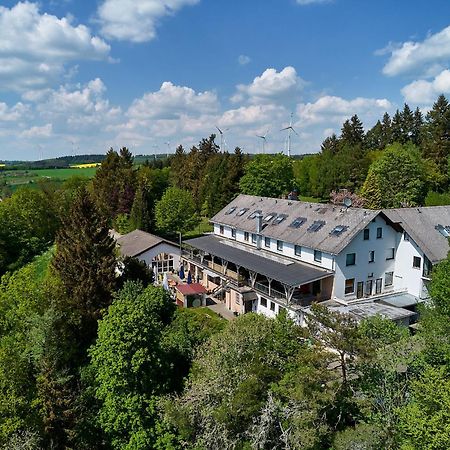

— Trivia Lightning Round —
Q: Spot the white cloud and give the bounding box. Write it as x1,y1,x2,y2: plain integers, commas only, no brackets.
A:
297,95,392,126
127,81,218,120
233,66,306,104
401,69,450,104
97,0,199,43
0,2,110,92
21,123,53,139
0,102,29,122
238,55,251,65
382,25,450,77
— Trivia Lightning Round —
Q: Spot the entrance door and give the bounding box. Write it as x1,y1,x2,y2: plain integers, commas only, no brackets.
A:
356,282,364,298
375,278,382,294
365,280,373,296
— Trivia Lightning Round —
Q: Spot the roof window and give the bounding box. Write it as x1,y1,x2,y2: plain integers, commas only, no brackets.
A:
237,208,249,217
330,225,348,236
248,210,262,219
225,206,236,215
436,224,450,238
308,220,326,232
289,217,307,228
273,214,288,225
264,212,277,221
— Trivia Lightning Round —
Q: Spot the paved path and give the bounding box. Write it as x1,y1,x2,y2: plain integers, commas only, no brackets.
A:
206,297,236,321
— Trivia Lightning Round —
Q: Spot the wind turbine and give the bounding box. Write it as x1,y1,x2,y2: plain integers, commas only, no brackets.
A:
164,141,171,159
280,112,299,157
256,128,270,154
215,126,229,151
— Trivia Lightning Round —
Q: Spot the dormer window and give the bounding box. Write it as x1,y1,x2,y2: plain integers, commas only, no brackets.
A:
237,208,249,217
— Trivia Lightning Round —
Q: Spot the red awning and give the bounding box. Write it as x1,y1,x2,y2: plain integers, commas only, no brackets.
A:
176,283,207,296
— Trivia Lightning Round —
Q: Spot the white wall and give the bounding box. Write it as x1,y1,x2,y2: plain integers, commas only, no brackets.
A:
136,242,181,270
394,233,426,298
334,216,397,300
214,223,334,270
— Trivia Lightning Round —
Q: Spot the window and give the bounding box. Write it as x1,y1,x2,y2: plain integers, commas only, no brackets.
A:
264,237,271,248
277,240,283,251
264,213,276,221
357,282,364,298
225,206,236,215
248,210,262,219
375,278,382,294
365,280,373,296
295,245,302,256
436,224,450,238
369,251,375,263
376,227,383,239
314,250,322,262
231,228,236,238
346,253,356,266
345,278,355,295
363,229,370,240
244,231,249,242
251,233,257,244
237,208,249,216
413,256,421,269
273,214,288,225
290,217,307,228
219,225,224,234
270,301,276,311
423,256,432,278
386,248,395,260
385,271,393,287
260,297,267,308
308,220,326,232
330,225,348,236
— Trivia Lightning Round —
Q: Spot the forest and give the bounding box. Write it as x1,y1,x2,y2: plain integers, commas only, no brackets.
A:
0,94,450,449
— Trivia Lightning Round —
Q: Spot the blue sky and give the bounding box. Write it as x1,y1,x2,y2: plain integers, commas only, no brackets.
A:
1,0,450,160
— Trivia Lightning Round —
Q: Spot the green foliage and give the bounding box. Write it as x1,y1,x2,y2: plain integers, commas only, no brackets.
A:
398,366,450,450
332,423,386,450
239,153,295,198
89,282,176,449
425,190,450,206
155,187,199,236
360,143,427,208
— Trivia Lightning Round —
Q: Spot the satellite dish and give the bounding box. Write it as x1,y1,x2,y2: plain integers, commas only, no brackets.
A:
192,298,201,308
343,197,353,208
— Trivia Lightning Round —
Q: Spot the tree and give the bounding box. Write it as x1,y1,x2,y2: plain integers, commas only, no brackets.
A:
52,186,116,353
89,282,176,450
155,187,199,236
360,143,427,208
129,182,152,232
239,154,295,198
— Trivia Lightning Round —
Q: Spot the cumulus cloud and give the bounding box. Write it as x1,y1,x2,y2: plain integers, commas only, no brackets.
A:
0,102,29,122
232,66,306,104
382,25,450,77
127,81,218,120
0,2,110,92
21,123,53,139
97,0,199,43
297,95,392,126
238,55,251,65
401,69,450,104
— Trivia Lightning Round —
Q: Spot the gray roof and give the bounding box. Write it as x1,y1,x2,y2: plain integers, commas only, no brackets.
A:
326,301,416,322
184,234,333,287
116,229,178,258
383,206,450,263
376,292,424,308
211,194,379,254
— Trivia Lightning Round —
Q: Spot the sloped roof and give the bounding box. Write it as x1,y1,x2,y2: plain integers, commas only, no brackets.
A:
185,234,333,286
383,206,450,263
116,229,178,258
176,283,207,296
211,194,379,255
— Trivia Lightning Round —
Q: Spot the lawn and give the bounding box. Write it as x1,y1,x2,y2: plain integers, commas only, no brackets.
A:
183,217,213,239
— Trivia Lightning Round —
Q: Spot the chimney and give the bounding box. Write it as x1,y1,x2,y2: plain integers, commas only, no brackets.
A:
256,213,263,249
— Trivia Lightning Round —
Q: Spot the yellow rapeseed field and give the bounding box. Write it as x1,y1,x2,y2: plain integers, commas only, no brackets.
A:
70,163,101,169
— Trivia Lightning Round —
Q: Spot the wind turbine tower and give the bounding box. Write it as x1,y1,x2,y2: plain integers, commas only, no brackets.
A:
165,141,170,159
215,126,229,151
280,113,299,157
256,128,270,154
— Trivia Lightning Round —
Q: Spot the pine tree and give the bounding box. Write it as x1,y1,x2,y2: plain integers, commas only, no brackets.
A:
52,186,116,348
412,107,424,147
129,182,152,232
365,120,383,150
391,110,403,144
380,112,392,149
400,103,415,143
341,115,365,148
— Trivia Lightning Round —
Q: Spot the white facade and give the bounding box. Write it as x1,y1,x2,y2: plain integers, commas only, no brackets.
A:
135,242,180,275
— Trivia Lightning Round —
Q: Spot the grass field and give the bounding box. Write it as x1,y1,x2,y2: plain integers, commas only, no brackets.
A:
0,166,98,191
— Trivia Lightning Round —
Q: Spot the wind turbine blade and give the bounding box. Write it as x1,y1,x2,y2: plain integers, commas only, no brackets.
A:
280,126,290,131
216,126,223,134
292,127,299,136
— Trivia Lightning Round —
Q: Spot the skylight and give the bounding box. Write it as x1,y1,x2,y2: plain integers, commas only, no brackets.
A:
436,224,450,238
273,214,288,225
237,208,249,217
264,212,276,221
289,217,307,228
225,206,236,215
308,220,326,232
248,210,262,219
330,225,348,236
